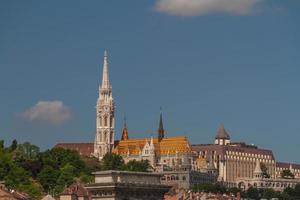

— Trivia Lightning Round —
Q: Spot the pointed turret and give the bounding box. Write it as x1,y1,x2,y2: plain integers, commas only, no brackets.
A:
254,160,263,178
121,117,129,140
215,124,230,140
214,124,231,145
158,110,165,142
101,50,110,89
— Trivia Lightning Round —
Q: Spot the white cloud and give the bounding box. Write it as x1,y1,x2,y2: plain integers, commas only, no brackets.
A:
20,101,72,125
155,0,264,16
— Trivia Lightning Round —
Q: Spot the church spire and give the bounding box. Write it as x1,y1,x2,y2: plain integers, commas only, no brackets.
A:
121,116,129,140
101,50,110,89
94,50,115,160
158,109,165,142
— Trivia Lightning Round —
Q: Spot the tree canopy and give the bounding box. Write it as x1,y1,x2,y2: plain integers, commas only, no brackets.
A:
0,140,152,199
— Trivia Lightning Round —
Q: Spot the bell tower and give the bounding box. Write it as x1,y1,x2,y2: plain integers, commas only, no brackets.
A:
94,50,115,160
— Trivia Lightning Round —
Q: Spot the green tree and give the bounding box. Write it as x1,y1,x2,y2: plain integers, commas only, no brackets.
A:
125,159,150,172
37,165,60,193
54,163,76,194
10,139,18,152
193,183,226,194
260,163,271,178
16,142,40,160
246,187,259,199
262,188,278,199
283,186,295,197
281,169,295,179
15,142,42,178
0,140,4,149
19,182,43,200
0,150,13,180
41,148,85,175
294,183,300,197
102,153,125,170
4,164,31,189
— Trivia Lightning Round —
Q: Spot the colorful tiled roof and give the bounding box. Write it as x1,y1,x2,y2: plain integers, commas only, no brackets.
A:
113,136,191,155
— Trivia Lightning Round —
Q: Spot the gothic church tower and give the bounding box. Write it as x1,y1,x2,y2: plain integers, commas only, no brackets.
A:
94,50,115,160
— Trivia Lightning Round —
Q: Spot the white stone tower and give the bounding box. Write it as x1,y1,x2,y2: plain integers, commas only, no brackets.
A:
94,50,115,160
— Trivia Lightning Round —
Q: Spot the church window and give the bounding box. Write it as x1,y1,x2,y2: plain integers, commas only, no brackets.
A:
104,132,107,142
110,117,113,127
104,116,108,126
99,117,102,126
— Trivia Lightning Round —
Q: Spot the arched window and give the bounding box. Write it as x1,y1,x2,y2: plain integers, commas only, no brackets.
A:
104,116,108,126
103,132,107,142
99,117,102,126
110,117,113,127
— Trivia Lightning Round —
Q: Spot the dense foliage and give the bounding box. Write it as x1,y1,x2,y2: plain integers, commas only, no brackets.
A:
0,140,151,199
101,153,151,172
0,140,97,199
192,183,300,199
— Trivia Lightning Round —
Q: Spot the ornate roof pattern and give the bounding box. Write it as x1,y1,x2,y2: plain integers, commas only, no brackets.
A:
113,136,191,156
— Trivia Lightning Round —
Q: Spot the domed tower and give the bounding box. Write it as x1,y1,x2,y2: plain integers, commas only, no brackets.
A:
94,50,115,160
214,125,230,145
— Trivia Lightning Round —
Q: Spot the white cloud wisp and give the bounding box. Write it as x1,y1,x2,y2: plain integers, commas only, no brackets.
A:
20,101,72,125
155,0,264,16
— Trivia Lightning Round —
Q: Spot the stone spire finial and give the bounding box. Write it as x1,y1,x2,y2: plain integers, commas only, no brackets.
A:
158,108,165,142
121,116,129,141
101,50,110,89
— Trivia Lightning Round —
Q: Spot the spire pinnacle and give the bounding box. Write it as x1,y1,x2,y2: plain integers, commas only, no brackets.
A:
101,50,110,89
121,116,129,141
158,109,165,141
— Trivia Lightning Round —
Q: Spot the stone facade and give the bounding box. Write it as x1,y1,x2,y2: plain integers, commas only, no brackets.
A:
192,125,276,186
276,162,300,179
159,170,217,190
85,170,171,200
236,161,300,192
94,50,115,160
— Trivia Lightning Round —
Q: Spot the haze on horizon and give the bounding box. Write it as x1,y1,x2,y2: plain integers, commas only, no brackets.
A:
0,0,300,163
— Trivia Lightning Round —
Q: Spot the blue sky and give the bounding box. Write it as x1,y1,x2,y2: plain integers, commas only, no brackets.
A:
0,0,300,163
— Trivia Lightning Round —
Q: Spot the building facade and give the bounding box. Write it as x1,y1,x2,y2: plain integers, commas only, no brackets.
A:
236,160,300,192
113,114,194,171
159,170,217,190
85,170,171,200
276,162,300,179
192,125,276,186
